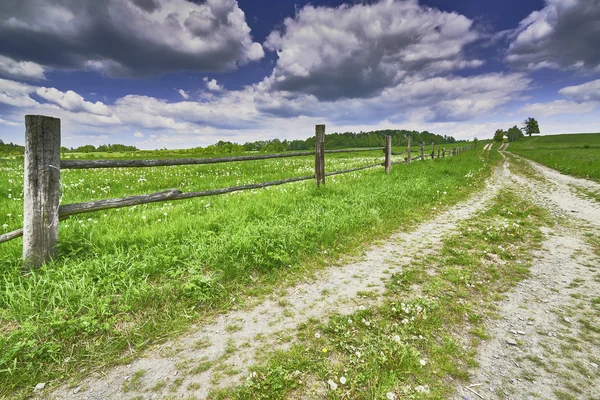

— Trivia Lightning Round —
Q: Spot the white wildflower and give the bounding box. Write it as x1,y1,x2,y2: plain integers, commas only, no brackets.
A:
420,359,427,366
314,332,321,339
339,376,346,385
386,392,397,400
392,335,401,344
415,385,429,393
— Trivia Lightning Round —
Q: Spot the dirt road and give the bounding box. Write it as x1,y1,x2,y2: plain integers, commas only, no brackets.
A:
42,152,600,400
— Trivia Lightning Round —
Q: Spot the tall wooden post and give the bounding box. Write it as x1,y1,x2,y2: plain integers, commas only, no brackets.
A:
420,141,424,161
315,125,325,187
23,115,61,268
437,148,440,159
431,142,435,160
407,137,412,165
384,135,392,174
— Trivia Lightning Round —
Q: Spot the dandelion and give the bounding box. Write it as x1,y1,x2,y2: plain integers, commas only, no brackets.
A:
415,385,429,393
339,376,346,385
322,347,328,353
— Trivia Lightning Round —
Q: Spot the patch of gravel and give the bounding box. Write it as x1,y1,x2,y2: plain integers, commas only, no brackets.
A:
42,167,508,400
508,153,600,227
456,153,600,400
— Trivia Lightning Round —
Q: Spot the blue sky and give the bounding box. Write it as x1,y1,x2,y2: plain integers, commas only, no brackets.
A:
0,0,598,149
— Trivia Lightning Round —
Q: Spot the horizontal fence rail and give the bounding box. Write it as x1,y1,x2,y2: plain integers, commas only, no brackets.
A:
1,115,475,267
60,147,385,170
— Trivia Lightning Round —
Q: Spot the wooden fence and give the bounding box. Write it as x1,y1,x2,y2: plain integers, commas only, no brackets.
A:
0,115,473,268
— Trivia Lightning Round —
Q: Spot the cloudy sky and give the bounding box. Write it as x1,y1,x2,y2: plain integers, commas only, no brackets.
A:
0,0,598,149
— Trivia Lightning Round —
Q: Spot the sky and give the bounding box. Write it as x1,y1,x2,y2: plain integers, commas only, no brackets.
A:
0,0,599,149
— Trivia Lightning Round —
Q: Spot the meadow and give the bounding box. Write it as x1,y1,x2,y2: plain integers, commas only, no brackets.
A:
0,145,491,397
508,133,600,180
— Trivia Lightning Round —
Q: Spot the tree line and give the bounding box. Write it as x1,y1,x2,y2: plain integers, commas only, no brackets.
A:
211,129,460,154
0,140,24,156
1,129,461,157
61,144,140,153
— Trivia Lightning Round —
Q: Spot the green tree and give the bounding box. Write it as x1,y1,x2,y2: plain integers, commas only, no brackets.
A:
506,125,524,142
493,129,505,142
523,117,540,136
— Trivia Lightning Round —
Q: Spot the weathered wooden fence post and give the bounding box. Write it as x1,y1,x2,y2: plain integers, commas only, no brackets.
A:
431,142,435,160
420,141,424,161
315,125,325,186
384,135,392,174
437,148,440,159
23,115,61,268
442,148,445,158
407,137,412,165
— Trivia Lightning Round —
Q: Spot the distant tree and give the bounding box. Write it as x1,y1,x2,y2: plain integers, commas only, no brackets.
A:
523,117,540,137
473,137,479,147
506,125,524,142
493,129,505,142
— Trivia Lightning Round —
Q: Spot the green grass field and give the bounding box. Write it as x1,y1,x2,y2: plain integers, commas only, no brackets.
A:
0,145,490,397
508,133,600,181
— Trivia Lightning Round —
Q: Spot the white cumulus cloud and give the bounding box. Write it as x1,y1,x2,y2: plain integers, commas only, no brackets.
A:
36,87,112,116
262,0,482,100
204,77,223,92
0,55,46,80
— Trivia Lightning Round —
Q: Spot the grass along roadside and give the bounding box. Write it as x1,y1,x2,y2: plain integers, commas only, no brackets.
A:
211,189,552,399
0,149,497,398
508,133,600,181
